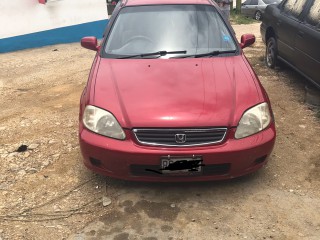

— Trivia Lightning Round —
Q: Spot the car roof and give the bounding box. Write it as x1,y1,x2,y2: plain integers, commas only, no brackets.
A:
124,0,214,7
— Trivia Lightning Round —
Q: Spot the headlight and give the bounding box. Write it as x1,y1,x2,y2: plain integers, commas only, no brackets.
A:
83,105,126,140
235,103,271,139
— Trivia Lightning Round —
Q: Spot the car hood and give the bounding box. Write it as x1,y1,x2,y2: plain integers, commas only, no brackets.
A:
93,56,263,128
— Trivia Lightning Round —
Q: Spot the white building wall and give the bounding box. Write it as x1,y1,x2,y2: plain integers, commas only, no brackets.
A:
0,0,108,39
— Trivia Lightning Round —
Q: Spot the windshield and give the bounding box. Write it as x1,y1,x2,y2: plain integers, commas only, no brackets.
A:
104,5,237,58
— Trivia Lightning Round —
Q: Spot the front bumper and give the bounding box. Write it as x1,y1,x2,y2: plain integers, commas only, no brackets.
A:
79,125,276,182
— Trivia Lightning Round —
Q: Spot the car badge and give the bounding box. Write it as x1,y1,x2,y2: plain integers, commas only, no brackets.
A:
175,134,187,143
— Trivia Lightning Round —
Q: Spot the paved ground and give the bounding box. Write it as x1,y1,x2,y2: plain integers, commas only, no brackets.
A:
0,23,320,240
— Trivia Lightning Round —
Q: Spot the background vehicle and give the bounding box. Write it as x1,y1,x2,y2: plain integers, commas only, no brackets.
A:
261,0,320,89
241,0,281,20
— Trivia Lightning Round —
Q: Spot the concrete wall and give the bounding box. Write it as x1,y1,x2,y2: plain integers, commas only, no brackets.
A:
0,0,109,52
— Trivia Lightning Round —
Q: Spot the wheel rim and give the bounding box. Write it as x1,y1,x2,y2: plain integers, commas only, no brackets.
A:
266,41,275,67
255,11,261,20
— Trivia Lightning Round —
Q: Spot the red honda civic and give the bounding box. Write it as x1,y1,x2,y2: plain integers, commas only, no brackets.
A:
79,0,276,181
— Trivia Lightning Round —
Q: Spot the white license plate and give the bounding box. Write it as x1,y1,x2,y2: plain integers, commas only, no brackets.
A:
161,156,203,175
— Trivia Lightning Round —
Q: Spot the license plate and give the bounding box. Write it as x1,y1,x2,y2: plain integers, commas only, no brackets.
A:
161,156,203,175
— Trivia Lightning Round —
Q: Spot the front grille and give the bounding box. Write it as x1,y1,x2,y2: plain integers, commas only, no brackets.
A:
130,163,230,176
133,128,227,147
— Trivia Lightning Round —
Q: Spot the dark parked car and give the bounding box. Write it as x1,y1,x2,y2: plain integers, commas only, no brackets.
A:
241,0,281,20
260,0,320,88
79,0,276,181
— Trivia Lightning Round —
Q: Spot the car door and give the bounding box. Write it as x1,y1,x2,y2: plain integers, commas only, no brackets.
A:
294,0,320,86
276,0,309,64
249,0,259,16
242,0,252,16
243,0,259,17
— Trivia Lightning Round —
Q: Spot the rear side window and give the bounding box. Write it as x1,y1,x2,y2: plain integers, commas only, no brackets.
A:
245,0,258,5
243,0,252,4
282,0,308,18
262,0,281,4
305,0,320,27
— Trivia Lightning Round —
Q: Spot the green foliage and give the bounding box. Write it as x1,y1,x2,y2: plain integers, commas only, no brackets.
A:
230,10,257,25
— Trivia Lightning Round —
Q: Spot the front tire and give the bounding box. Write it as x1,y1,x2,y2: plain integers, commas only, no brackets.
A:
265,37,278,69
255,11,262,21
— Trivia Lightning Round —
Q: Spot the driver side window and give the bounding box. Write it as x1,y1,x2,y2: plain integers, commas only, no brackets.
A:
282,0,308,18
305,0,320,28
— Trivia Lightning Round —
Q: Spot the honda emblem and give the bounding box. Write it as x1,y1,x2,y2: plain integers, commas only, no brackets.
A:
175,134,187,143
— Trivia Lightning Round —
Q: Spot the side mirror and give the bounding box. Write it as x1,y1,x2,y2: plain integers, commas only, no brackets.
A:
240,34,255,49
81,37,98,51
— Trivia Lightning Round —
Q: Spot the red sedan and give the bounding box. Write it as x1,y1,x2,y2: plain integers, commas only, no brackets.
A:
79,0,276,181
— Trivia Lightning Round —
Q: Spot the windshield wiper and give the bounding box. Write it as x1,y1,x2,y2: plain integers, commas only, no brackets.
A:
171,50,237,58
117,50,187,59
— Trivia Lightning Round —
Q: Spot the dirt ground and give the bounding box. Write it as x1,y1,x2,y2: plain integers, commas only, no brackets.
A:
0,23,320,240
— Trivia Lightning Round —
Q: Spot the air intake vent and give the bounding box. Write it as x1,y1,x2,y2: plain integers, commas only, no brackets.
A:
133,128,227,147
